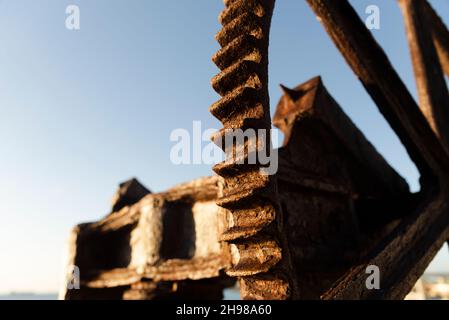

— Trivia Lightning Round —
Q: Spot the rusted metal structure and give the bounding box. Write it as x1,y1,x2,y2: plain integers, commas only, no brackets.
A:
61,0,449,300
211,0,449,300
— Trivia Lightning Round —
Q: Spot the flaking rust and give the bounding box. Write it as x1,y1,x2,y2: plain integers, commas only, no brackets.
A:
210,0,297,300
62,77,417,300
60,0,449,301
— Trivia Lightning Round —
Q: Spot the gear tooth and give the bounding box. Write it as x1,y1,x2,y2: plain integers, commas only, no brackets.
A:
212,60,263,96
210,0,294,300
212,35,262,70
223,0,238,7
240,275,290,300
209,86,264,124
226,239,282,276
218,202,276,241
219,0,266,26
215,13,265,48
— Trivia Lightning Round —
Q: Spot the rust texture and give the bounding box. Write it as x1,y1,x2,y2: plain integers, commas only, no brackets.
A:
274,77,411,299
423,1,449,78
398,0,449,155
111,178,151,213
62,0,449,300
63,77,416,300
60,176,234,300
210,0,296,299
306,0,449,299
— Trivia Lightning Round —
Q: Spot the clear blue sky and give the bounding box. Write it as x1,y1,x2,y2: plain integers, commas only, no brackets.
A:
0,0,448,293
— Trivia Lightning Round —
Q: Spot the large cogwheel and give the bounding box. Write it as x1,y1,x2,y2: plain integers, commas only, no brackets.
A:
210,0,298,300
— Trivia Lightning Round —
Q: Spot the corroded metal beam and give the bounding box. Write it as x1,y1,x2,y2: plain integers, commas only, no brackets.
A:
399,0,449,155
306,0,449,300
423,1,449,78
321,195,449,300
306,0,449,183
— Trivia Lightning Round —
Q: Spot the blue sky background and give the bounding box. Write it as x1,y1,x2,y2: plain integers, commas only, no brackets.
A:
0,0,448,293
